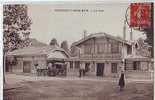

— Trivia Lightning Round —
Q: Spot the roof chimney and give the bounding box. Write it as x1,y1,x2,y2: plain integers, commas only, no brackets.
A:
83,30,87,38
22,32,30,40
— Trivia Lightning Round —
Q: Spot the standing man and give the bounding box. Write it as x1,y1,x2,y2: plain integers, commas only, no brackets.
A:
47,63,52,76
79,61,85,77
34,63,40,76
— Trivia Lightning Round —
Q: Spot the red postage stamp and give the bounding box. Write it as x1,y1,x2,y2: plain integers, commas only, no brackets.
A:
130,3,151,28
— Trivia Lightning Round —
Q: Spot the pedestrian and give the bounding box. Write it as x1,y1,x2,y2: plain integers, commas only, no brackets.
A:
34,64,40,76
118,71,125,91
79,62,82,77
48,63,52,76
79,61,85,77
52,64,57,76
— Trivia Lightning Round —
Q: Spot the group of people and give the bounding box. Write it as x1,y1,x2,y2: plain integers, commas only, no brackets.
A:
79,62,86,77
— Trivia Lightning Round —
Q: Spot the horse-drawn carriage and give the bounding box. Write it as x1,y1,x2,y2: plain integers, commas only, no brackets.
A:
48,62,67,76
35,62,67,76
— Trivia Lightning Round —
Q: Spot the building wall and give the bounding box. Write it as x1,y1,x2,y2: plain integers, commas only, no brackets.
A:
103,62,121,77
12,58,23,73
71,37,126,76
87,62,96,76
125,61,133,70
125,60,153,79
71,36,153,78
78,37,124,61
125,61,150,71
70,36,130,77
10,55,47,73
140,61,149,71
67,60,121,77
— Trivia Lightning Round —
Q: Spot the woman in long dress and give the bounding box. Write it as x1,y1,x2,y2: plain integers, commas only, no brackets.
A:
118,71,125,91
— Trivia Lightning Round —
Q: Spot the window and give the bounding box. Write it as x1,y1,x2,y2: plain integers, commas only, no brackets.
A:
133,61,140,70
111,42,119,53
84,45,92,54
85,63,90,72
111,63,117,73
23,61,31,73
75,61,80,69
127,45,132,54
97,44,105,53
70,61,73,69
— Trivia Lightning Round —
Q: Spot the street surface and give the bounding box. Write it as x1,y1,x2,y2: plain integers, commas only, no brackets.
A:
4,73,153,100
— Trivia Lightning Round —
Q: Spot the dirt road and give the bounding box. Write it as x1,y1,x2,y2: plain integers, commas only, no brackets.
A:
4,78,153,100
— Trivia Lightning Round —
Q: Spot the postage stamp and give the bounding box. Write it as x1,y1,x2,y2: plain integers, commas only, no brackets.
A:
130,3,152,28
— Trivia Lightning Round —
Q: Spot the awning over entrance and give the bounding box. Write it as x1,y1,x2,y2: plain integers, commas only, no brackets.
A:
54,62,65,65
47,51,68,61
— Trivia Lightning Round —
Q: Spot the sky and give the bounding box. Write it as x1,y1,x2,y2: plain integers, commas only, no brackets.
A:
28,2,145,46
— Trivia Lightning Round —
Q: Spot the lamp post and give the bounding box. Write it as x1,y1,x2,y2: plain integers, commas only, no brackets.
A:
122,20,126,72
122,6,133,72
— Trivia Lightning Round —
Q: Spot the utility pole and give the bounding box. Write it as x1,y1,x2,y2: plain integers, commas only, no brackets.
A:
122,20,126,72
130,28,133,41
83,30,87,39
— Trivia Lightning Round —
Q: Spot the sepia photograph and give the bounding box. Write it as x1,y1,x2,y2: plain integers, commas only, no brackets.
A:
3,1,154,100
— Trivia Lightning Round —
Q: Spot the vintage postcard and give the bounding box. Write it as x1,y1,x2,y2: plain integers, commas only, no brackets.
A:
2,1,154,100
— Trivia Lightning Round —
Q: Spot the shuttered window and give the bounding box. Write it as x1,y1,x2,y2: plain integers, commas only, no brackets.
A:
111,42,119,53
84,45,92,54
111,63,117,73
97,43,105,54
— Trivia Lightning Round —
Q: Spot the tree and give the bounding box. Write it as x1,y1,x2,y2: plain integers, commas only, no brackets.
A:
141,27,153,57
3,4,32,52
3,5,31,83
139,3,154,57
49,38,59,46
61,40,69,52
135,38,151,57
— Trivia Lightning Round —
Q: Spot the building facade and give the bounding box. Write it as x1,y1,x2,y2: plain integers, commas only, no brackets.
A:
6,46,70,74
6,33,153,79
69,32,153,78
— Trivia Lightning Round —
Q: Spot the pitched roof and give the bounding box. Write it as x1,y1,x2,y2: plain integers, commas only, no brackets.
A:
7,45,70,57
72,32,131,46
47,51,68,60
